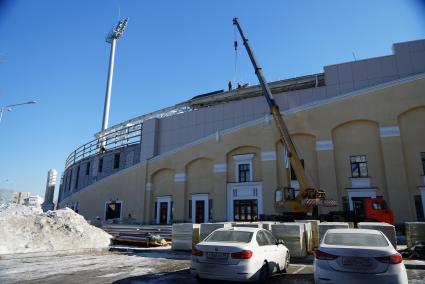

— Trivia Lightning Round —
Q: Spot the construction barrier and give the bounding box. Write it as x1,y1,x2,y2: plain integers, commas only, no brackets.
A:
271,223,306,258
318,222,350,243
358,222,397,248
199,223,232,241
232,222,262,228
405,222,425,248
295,220,320,249
171,223,200,251
260,221,277,231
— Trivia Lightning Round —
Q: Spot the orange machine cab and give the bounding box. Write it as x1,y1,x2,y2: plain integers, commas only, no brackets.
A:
363,198,395,225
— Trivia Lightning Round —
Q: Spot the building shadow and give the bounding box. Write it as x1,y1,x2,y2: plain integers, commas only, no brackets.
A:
112,269,196,284
112,268,314,284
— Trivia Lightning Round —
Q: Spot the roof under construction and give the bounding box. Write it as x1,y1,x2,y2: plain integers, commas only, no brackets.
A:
96,72,324,137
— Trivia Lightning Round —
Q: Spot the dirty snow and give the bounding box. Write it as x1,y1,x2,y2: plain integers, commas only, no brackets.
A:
0,251,191,284
0,203,111,255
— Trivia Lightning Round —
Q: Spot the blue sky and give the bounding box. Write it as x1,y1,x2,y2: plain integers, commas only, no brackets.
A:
0,0,424,199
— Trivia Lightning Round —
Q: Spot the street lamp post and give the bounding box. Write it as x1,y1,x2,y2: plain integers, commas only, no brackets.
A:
0,101,37,123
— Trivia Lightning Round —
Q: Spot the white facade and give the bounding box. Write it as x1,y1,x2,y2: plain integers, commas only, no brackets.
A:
23,195,44,207
11,192,30,205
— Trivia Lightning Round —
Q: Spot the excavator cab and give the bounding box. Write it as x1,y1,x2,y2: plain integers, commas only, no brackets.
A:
274,187,295,203
307,188,317,199
284,187,296,200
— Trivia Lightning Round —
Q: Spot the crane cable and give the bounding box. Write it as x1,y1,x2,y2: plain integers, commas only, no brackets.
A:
233,25,239,87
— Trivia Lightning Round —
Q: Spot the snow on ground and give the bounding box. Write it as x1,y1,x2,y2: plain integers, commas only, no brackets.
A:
0,203,111,255
0,251,191,284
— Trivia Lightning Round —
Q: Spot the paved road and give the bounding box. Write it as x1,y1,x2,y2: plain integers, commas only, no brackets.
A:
1,250,424,284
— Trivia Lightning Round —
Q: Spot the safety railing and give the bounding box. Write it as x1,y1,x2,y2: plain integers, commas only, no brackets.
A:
65,123,142,170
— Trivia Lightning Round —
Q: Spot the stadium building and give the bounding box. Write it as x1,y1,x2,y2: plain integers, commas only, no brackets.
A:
58,39,425,224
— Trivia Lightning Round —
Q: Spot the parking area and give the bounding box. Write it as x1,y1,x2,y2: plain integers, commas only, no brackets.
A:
0,250,424,284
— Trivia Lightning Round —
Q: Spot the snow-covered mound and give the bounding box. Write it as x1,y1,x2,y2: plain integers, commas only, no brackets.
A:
0,203,111,255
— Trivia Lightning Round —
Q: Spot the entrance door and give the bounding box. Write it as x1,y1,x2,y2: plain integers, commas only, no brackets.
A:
195,200,205,223
105,201,121,220
415,195,425,221
233,199,258,221
159,202,168,225
352,197,366,219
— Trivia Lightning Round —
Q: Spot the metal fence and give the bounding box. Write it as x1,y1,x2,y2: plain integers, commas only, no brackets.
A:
65,123,142,170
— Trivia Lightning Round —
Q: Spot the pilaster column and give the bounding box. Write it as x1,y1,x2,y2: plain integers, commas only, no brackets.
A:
380,127,413,222
143,182,153,224
213,163,227,222
173,172,186,222
261,151,278,216
316,140,339,214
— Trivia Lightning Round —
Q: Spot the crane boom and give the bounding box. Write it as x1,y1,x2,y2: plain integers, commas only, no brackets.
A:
232,17,314,195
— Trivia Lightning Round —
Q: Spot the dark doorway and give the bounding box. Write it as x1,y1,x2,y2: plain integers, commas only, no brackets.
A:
195,200,205,223
159,202,168,224
105,202,121,220
233,199,258,221
352,197,366,219
415,195,424,221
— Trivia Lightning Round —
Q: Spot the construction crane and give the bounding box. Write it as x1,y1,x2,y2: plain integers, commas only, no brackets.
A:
232,18,337,217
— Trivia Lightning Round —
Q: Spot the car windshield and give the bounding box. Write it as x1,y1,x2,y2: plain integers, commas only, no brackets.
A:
204,231,253,243
324,233,389,247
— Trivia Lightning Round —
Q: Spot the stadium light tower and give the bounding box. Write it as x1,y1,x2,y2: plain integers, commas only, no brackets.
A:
101,18,128,132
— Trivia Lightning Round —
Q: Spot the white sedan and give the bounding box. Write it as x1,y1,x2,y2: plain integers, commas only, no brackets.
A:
190,227,289,283
314,228,408,284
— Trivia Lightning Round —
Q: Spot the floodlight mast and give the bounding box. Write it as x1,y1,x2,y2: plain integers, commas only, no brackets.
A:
101,18,128,133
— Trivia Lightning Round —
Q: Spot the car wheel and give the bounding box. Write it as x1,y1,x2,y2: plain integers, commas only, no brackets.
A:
282,252,290,273
258,262,269,284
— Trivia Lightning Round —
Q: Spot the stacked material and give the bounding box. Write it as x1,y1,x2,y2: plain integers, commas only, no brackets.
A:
103,224,173,241
271,223,306,257
358,222,397,248
318,222,349,243
171,223,200,251
296,220,320,248
405,222,425,248
200,223,232,241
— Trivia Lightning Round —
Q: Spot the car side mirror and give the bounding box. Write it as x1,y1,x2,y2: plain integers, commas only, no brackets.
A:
276,239,285,246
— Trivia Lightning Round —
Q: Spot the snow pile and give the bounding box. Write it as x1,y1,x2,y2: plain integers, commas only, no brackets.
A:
0,203,111,255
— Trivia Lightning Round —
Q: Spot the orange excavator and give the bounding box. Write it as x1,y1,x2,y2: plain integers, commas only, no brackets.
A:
233,18,395,224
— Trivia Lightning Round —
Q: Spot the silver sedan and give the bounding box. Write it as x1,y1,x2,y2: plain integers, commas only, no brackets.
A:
314,228,408,284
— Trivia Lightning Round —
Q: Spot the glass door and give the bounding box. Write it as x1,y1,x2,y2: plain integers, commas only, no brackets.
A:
233,199,258,221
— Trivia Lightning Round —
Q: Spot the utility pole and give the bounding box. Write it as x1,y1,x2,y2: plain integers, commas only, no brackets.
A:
101,18,128,132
